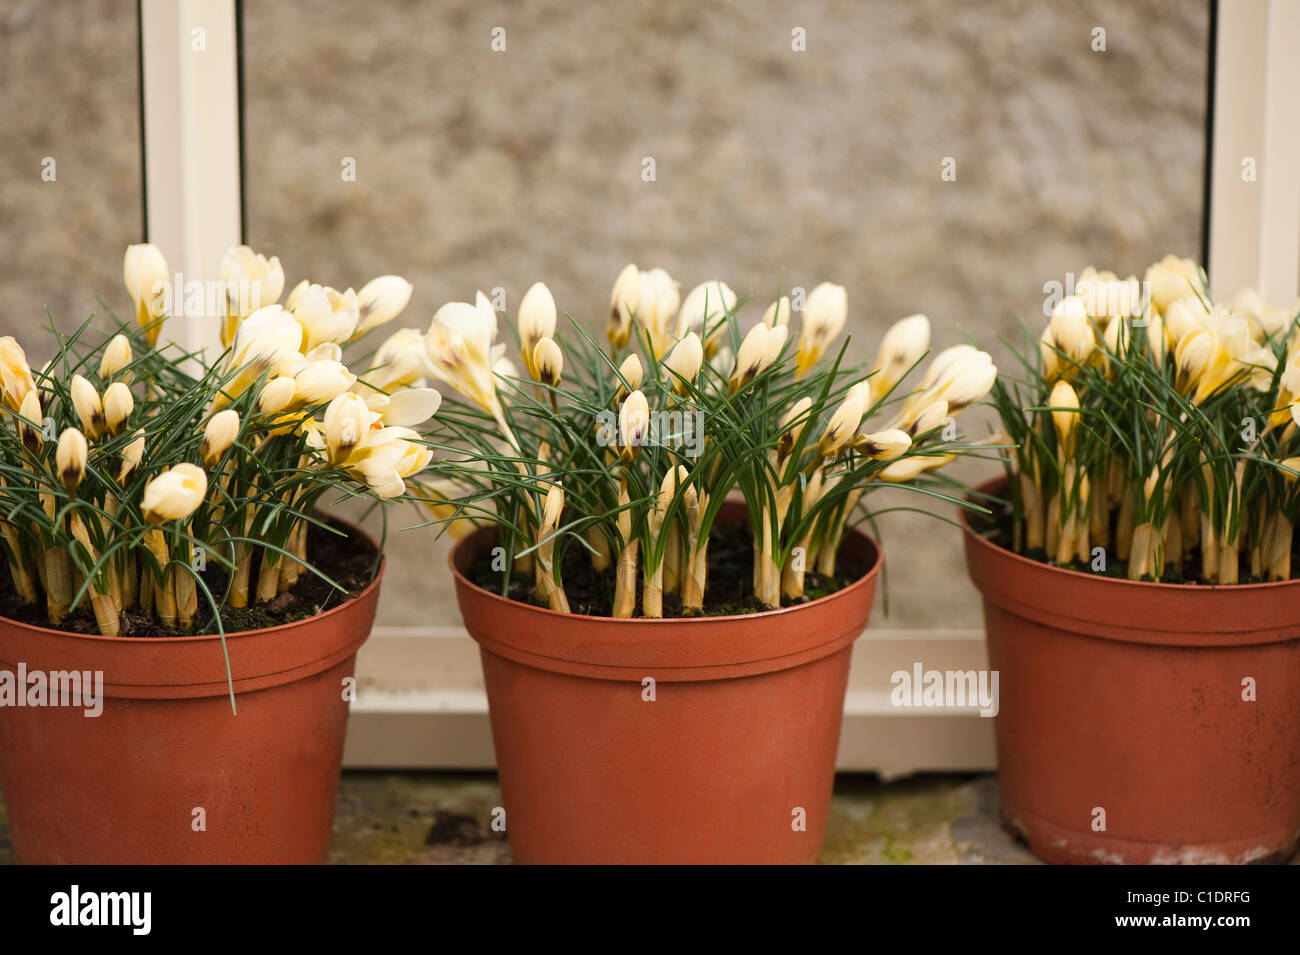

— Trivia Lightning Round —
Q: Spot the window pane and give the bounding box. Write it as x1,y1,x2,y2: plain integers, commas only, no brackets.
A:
243,0,1209,629
0,2,143,363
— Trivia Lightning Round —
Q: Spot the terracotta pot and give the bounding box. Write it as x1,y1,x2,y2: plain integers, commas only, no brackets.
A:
962,476,1300,864
451,503,881,864
0,524,382,864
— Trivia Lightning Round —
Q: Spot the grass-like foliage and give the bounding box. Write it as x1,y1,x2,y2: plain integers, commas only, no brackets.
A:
418,268,999,617
989,256,1300,584
0,244,438,639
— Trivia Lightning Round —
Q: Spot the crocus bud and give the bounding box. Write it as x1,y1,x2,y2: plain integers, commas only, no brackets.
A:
532,336,564,387
141,463,208,523
761,324,789,371
1050,379,1080,452
519,282,558,375
763,296,791,329
99,334,133,379
909,399,949,438
294,360,357,404
619,389,650,463
123,243,170,346
542,482,565,532
354,275,414,337
258,376,297,414
1049,295,1095,366
796,282,848,375
0,336,37,411
292,283,360,350
201,409,240,467
619,353,643,392
608,263,640,349
880,453,954,482
18,390,42,453
729,322,771,393
663,332,703,396
324,392,370,465
103,381,134,436
1175,327,1215,394
676,280,736,355
70,374,106,439
119,430,145,483
56,427,88,490
778,396,813,458
855,428,912,461
873,314,930,397
940,352,998,412
818,388,867,459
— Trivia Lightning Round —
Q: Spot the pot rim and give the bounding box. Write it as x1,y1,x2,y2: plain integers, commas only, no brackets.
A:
448,518,882,626
0,515,385,645
961,473,1300,595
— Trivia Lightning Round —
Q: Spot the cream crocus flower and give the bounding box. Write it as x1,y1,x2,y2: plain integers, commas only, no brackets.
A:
795,282,847,376
123,243,170,347
200,409,241,466
902,348,997,421
777,396,813,458
322,392,371,465
1049,379,1080,453
354,275,414,338
119,430,146,483
56,427,88,490
341,425,432,498
873,313,930,398
0,336,37,410
257,375,298,415
634,268,681,359
1076,268,1141,321
357,327,431,395
293,360,357,405
1145,254,1204,313
676,280,736,357
518,282,558,378
18,390,42,453
363,387,442,427
70,375,106,440
141,464,208,523
619,353,644,392
817,386,867,458
762,296,792,329
608,263,640,349
220,245,285,346
289,282,360,351
1048,295,1095,366
618,389,650,463
103,382,134,436
663,332,703,396
855,428,911,461
99,334,133,380
532,336,563,388
880,453,955,482
728,322,772,393
425,292,505,416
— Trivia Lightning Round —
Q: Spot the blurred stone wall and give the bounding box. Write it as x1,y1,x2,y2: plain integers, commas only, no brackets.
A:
1,0,1209,629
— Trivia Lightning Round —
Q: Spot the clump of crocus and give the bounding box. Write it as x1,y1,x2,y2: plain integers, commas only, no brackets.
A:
991,257,1300,583
422,264,997,617
0,243,438,636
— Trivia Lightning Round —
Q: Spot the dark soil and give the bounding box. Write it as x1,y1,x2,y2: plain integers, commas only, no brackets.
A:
0,516,378,637
466,520,865,617
973,498,1297,585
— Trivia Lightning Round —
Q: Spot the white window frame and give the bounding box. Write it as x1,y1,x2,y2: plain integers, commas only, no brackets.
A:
138,0,1294,773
